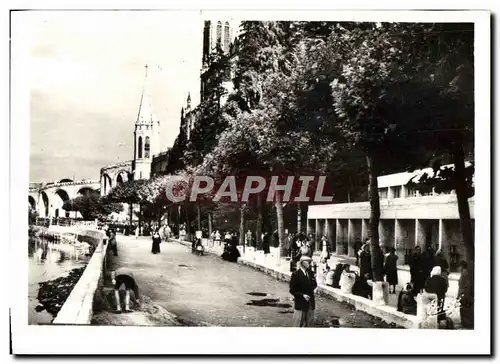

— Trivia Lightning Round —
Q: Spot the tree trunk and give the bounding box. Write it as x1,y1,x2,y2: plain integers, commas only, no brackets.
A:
138,204,142,235
177,205,181,238
451,144,474,285
366,154,384,281
297,202,302,233
276,191,286,262
129,202,133,228
239,203,246,253
196,204,201,231
208,212,213,238
256,194,263,250
184,203,191,241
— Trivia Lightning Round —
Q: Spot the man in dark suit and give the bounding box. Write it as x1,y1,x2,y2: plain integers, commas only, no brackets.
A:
289,255,317,327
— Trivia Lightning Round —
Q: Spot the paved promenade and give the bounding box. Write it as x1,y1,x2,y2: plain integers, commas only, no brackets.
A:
178,239,462,329
92,234,396,328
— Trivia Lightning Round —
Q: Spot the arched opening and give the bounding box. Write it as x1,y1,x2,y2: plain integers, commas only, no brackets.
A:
101,173,113,195
54,189,71,218
29,196,36,210
216,21,222,46
41,192,49,218
144,136,150,158
116,170,129,186
138,136,143,159
224,22,230,53
77,187,95,197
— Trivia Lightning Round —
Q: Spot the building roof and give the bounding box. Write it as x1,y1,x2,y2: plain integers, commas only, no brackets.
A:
377,172,415,188
377,162,474,188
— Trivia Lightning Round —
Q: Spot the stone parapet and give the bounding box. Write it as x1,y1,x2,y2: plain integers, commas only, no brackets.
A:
51,227,108,325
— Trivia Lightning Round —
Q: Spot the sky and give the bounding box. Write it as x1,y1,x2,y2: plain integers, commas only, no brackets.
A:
24,10,204,182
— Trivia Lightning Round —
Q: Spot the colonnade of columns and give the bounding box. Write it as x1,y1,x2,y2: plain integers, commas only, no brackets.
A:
306,217,472,271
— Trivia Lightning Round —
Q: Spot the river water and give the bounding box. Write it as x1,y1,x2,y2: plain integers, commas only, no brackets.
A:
28,236,90,324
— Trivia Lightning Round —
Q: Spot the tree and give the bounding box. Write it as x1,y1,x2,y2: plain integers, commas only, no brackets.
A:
63,191,123,220
328,22,474,281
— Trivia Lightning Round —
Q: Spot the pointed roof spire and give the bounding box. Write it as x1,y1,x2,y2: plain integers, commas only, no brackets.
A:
137,64,156,124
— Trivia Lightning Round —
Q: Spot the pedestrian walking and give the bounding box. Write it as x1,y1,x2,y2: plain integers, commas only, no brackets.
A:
108,229,118,256
384,247,398,293
410,246,425,293
320,236,330,261
358,243,372,280
245,229,253,247
111,267,140,313
422,245,436,279
262,231,271,254
289,255,317,327
151,229,161,254
134,225,139,239
290,237,302,272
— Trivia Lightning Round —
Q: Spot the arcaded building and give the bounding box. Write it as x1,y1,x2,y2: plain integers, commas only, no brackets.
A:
307,166,475,273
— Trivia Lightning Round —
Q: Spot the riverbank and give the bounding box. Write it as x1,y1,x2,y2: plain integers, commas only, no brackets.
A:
28,225,100,324
36,267,86,319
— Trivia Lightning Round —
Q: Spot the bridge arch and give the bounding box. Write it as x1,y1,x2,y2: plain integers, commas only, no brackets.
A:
40,191,49,218
29,195,36,210
101,173,113,196
115,170,131,186
76,186,97,198
54,189,71,218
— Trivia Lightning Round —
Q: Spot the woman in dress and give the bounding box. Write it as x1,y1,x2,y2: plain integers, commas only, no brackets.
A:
320,236,330,261
151,229,161,254
384,247,399,293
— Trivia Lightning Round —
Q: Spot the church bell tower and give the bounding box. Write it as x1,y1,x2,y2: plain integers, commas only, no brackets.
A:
133,65,160,180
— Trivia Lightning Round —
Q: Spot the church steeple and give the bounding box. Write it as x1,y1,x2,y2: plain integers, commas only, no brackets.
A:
136,64,155,124
186,92,191,111
133,64,160,181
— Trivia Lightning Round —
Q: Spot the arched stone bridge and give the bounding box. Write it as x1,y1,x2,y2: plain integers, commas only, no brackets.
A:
100,161,134,196
29,179,100,218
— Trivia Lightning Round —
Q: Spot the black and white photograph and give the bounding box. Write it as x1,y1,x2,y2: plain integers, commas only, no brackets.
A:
9,6,491,356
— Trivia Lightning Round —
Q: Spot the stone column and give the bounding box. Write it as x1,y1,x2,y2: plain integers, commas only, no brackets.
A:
438,219,443,251
326,219,335,253
306,219,314,238
348,219,355,257
315,219,322,251
395,219,404,263
415,219,426,249
361,219,369,243
336,219,343,255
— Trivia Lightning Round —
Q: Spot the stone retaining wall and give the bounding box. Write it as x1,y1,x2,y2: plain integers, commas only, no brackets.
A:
51,228,108,325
